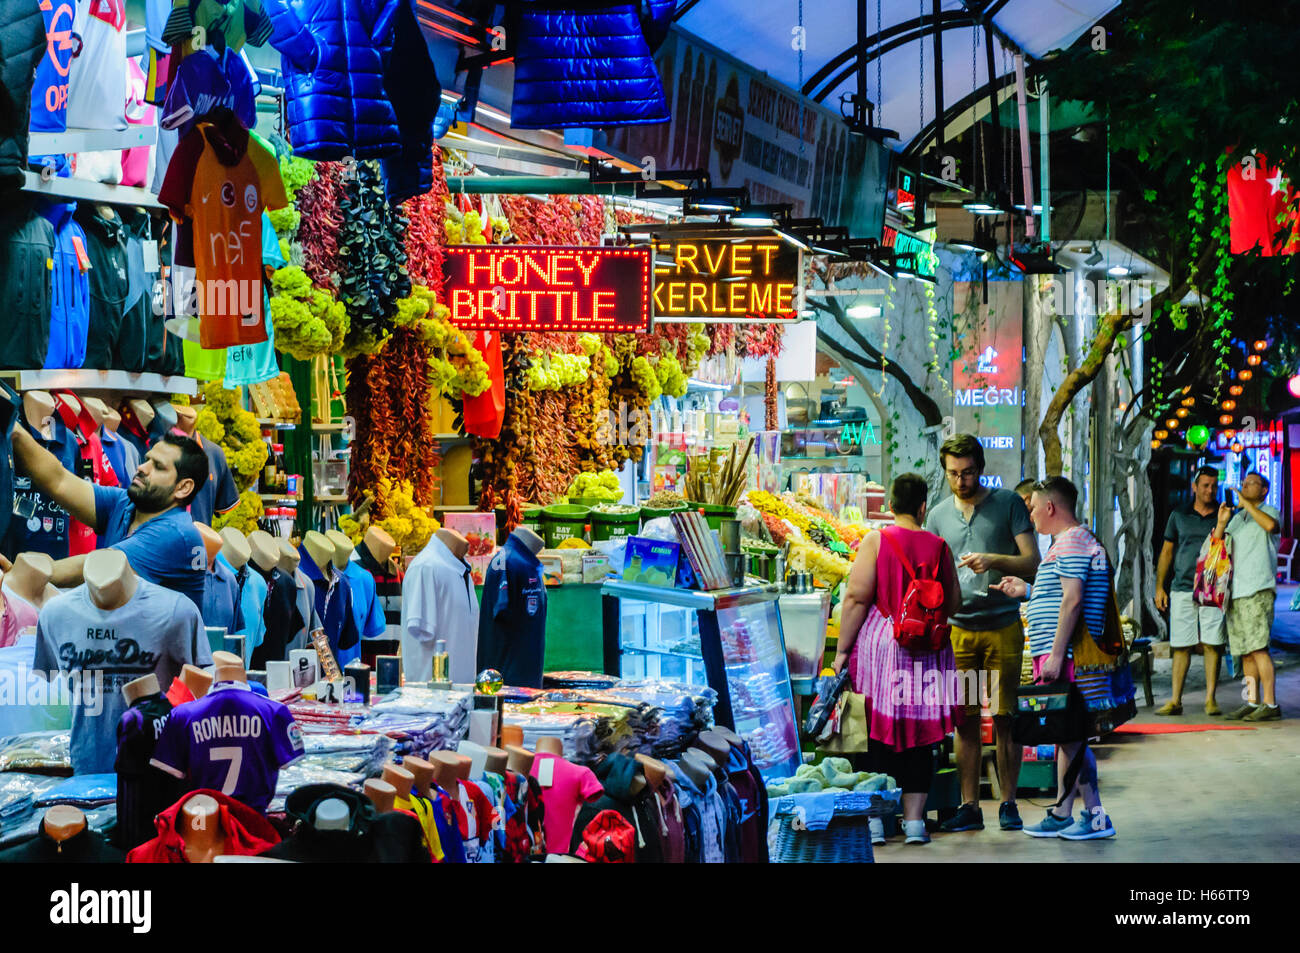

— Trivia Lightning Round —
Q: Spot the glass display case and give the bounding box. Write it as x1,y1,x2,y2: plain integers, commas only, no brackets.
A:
601,580,802,780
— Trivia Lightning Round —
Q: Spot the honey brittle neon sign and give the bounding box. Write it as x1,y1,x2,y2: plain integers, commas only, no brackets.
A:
653,239,799,319
443,245,652,331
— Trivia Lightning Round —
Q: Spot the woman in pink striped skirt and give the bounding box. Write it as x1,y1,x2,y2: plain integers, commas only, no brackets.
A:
833,473,962,844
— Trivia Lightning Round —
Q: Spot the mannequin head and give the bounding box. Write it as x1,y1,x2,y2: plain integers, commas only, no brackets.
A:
428,751,461,790
22,391,55,432
403,757,435,798
302,532,334,573
195,523,222,570
81,396,109,427
710,726,743,748
635,754,668,791
505,745,534,775
173,404,197,435
695,730,731,766
212,650,246,683
180,664,213,698
483,746,509,776
150,401,178,434
247,530,280,572
381,763,414,798
510,526,545,555
5,552,54,601
127,399,155,429
675,751,711,789
43,805,87,842
102,405,123,433
84,549,138,611
314,798,350,830
362,526,396,566
534,736,564,757
180,794,224,862
435,528,469,561
324,530,354,570
276,538,301,575
363,779,396,813
500,724,524,748
219,527,252,569
123,673,160,704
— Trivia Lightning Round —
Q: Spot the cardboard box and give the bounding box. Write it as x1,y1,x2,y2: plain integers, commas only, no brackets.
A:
622,536,681,587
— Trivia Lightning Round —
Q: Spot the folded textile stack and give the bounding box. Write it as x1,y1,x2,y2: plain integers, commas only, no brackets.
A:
300,734,393,775
541,671,620,691
362,687,473,759
35,773,117,808
764,758,896,797
0,773,61,834
270,765,371,813
596,679,717,759
500,707,605,763
0,732,72,775
285,702,369,732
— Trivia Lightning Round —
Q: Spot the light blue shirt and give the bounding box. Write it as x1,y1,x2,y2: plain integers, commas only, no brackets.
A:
1226,504,1281,599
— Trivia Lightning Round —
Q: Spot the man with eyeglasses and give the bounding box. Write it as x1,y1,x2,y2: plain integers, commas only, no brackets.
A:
1215,471,1282,721
926,434,1040,832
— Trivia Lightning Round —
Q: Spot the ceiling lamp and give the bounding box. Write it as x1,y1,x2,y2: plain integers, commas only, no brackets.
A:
1246,353,1262,366
685,189,747,214
1084,242,1104,266
1289,374,1300,398
730,204,786,227
1107,264,1131,277
847,304,883,319
944,232,997,256
962,192,1007,215
1239,369,1253,380
1219,414,1234,425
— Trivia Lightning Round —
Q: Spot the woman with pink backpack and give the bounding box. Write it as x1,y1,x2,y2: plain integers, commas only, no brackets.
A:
833,473,963,845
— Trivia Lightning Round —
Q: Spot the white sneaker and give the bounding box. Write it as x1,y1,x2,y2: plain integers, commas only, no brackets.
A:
869,817,886,845
903,820,930,844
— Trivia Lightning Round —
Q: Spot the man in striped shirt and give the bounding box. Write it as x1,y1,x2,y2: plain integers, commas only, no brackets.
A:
995,477,1116,840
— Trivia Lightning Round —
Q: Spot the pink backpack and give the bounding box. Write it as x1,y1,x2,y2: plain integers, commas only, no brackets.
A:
878,530,952,652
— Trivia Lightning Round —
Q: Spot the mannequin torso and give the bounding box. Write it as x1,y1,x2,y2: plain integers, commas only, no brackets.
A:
84,550,139,611
324,530,354,570
276,538,301,575
364,778,396,813
219,528,252,570
247,530,281,573
302,532,335,576
22,391,56,436
180,794,225,863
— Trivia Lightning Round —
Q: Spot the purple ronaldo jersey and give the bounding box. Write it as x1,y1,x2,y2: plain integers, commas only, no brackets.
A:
150,682,303,812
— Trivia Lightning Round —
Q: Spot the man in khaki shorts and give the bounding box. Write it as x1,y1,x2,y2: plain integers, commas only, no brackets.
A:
927,435,1040,832
1154,466,1225,715
1216,472,1283,721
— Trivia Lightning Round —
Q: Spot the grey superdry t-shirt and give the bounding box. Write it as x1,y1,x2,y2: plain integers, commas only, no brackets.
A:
34,581,210,774
926,487,1034,629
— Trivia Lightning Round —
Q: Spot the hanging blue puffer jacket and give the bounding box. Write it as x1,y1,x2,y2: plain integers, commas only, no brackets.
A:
263,0,402,160
510,0,675,129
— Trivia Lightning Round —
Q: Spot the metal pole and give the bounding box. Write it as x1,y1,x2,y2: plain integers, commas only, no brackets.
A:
1013,53,1035,239
1039,80,1050,241
984,26,1002,195
932,0,945,155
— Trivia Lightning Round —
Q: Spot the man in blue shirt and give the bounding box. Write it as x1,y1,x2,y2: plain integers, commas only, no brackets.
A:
10,427,208,613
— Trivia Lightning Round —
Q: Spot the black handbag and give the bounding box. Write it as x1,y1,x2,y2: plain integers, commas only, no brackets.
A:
1012,680,1090,746
804,668,850,738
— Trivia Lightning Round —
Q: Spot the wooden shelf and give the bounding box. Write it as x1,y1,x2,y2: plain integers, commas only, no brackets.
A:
315,494,349,503
0,369,197,396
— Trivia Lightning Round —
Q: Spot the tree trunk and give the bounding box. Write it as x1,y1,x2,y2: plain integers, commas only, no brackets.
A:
1022,276,1055,480
1038,246,1215,476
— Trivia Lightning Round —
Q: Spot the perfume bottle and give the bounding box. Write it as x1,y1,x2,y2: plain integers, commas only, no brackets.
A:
431,639,449,682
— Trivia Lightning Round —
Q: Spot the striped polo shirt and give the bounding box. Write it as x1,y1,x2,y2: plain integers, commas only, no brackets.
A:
1026,526,1110,658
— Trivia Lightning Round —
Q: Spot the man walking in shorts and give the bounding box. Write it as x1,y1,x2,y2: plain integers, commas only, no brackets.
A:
1154,466,1225,716
927,435,1040,832
1217,472,1283,721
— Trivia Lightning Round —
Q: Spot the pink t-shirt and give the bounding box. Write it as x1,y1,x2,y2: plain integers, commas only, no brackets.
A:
0,588,39,647
530,751,603,855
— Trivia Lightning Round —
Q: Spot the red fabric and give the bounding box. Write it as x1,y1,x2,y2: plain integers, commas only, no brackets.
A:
51,394,115,556
573,809,636,863
165,677,195,708
125,789,280,863
462,330,505,439
870,527,955,621
1226,150,1300,255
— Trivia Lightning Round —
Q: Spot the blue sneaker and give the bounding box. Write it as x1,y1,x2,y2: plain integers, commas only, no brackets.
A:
1023,810,1075,838
1058,810,1116,840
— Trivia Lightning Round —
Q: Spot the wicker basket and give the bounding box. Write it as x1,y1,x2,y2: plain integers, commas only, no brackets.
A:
769,790,900,863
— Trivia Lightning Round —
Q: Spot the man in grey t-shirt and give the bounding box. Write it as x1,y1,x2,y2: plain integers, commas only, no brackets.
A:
1154,466,1224,716
34,579,210,774
927,434,1039,833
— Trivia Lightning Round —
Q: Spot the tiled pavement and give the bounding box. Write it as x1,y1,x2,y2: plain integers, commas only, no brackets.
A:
875,589,1300,863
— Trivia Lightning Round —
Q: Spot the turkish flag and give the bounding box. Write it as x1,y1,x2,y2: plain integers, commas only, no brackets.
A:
462,330,506,439
1226,151,1300,255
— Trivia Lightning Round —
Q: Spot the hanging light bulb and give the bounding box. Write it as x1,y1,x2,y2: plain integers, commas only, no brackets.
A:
1175,407,1189,419
1222,399,1237,411
1219,414,1234,425
1223,429,1236,439
1151,439,1162,449
1229,384,1243,396
1247,354,1262,366
1166,418,1179,429
1253,339,1268,351
1155,429,1169,440
1231,441,1244,454
1180,396,1196,407
1239,369,1253,380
